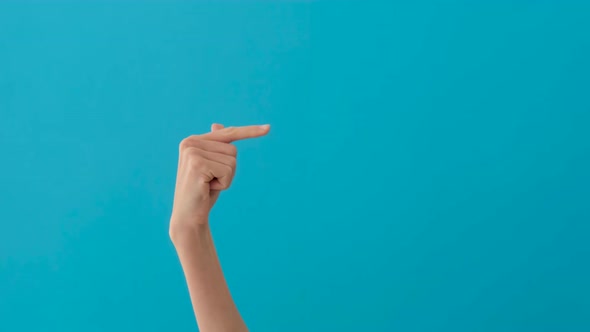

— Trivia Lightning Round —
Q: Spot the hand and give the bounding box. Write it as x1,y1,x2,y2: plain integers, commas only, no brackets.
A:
170,123,270,238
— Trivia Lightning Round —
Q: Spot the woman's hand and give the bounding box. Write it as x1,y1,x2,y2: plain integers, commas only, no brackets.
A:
169,123,270,238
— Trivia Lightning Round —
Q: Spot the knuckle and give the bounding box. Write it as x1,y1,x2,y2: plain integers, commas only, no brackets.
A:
190,157,204,169
227,144,238,156
179,135,198,150
179,138,191,150
185,148,202,164
220,174,233,189
225,164,234,175
184,146,197,156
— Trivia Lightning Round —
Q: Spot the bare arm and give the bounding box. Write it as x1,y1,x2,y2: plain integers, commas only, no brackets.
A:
169,123,270,332
171,224,245,332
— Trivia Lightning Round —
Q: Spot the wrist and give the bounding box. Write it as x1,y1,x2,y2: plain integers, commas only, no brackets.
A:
169,218,210,247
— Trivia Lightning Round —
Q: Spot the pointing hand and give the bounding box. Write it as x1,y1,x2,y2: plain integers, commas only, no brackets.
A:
170,123,270,236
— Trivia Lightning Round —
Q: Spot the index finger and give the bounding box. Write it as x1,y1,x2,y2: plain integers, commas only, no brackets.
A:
199,124,270,143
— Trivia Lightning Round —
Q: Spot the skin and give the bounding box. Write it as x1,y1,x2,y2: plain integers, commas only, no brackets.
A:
169,123,270,332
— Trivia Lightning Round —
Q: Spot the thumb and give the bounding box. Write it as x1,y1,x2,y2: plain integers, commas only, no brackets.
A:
211,123,224,132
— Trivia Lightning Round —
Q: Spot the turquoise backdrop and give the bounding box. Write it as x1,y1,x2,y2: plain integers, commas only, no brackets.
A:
1,1,589,331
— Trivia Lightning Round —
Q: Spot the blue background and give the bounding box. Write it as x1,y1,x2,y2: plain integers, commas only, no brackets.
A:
1,1,589,331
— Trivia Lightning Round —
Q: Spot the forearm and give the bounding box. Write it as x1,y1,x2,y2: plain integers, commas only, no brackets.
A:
171,222,248,332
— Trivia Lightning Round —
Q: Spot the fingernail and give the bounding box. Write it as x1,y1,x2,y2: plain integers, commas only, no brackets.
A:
259,124,270,130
